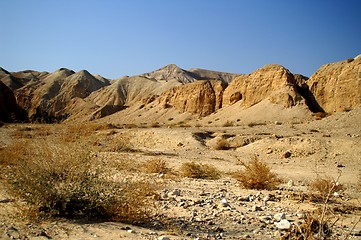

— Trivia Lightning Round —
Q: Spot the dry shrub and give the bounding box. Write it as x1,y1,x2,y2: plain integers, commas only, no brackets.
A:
6,139,156,222
143,158,171,174
282,212,331,240
108,133,137,152
180,161,221,180
234,156,281,190
213,138,231,150
309,176,344,202
63,123,118,142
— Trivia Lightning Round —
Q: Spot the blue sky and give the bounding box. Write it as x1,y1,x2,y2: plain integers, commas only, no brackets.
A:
1,0,360,79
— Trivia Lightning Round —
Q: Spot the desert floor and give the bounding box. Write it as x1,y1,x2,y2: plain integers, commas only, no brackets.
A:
0,109,361,239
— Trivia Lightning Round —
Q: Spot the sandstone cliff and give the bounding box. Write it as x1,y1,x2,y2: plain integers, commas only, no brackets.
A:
307,55,361,113
158,80,226,117
222,64,304,108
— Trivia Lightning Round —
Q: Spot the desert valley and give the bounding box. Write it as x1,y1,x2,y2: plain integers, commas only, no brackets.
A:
0,55,361,239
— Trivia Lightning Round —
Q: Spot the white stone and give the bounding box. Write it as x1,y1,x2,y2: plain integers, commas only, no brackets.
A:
273,213,286,221
275,219,292,230
287,180,294,187
158,236,171,240
221,198,229,207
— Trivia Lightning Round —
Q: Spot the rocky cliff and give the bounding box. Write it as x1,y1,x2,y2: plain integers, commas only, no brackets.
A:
222,64,304,108
307,55,361,113
158,80,226,117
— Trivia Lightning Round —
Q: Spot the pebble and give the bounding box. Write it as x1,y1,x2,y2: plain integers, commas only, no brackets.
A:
273,213,286,222
252,205,263,211
158,236,171,240
275,219,292,230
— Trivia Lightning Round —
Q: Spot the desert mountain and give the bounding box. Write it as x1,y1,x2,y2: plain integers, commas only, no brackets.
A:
140,64,239,84
1,56,360,123
14,68,109,122
0,81,27,122
308,55,361,113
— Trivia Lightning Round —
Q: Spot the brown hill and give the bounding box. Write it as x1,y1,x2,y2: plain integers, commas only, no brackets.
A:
15,68,109,122
308,55,361,113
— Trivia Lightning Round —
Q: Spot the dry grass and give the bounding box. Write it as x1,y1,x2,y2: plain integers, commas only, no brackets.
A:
5,139,157,223
309,175,344,202
143,158,171,174
282,212,331,240
213,138,231,150
180,161,221,180
108,133,137,152
233,156,281,190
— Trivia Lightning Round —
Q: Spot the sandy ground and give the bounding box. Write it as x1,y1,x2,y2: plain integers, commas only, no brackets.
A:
0,108,361,239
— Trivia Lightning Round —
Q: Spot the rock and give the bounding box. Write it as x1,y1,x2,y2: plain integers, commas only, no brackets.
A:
220,198,229,207
252,205,263,211
273,213,286,222
168,189,181,197
158,80,226,117
275,219,292,230
308,56,361,113
283,151,292,158
158,236,171,240
222,64,304,108
287,180,294,187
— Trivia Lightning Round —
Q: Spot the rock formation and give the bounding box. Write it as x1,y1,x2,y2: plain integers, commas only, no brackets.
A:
307,55,361,113
222,64,304,108
158,80,226,117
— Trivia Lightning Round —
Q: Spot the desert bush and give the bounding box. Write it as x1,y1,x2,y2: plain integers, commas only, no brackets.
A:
309,175,344,202
143,158,170,174
7,139,156,222
234,156,281,190
108,133,137,152
213,138,231,150
282,212,331,240
180,161,221,180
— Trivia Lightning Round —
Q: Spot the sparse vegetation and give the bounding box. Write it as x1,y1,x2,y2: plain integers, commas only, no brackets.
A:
143,158,171,174
234,156,281,190
213,138,231,150
309,175,344,201
282,212,332,240
5,139,156,223
247,122,267,127
180,161,221,180
222,120,233,127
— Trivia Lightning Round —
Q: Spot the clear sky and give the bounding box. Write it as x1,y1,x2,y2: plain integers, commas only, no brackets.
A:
1,0,360,79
